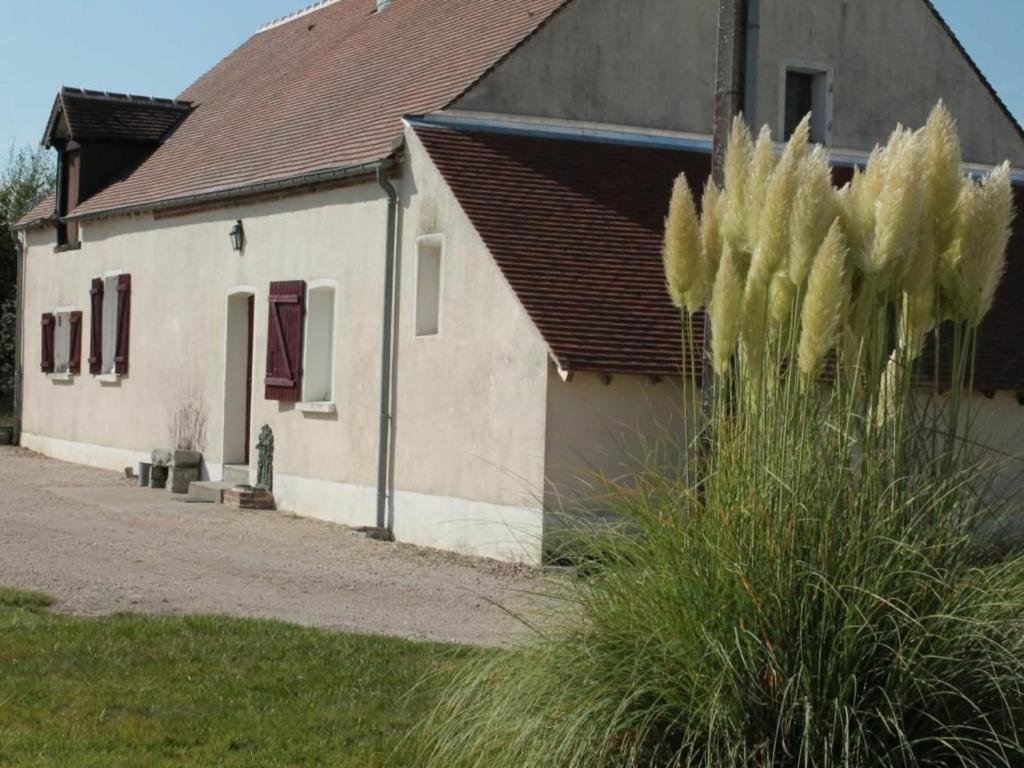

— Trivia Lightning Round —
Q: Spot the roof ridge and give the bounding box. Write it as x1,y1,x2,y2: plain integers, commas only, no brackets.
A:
60,86,192,109
256,0,346,33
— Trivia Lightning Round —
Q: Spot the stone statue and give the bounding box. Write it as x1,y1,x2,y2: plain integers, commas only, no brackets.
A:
256,425,274,491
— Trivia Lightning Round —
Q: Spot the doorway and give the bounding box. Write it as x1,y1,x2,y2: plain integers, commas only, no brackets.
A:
223,291,256,467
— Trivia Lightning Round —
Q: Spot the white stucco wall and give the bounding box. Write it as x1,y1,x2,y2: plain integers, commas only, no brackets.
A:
20,138,552,563
543,367,693,552
389,127,552,562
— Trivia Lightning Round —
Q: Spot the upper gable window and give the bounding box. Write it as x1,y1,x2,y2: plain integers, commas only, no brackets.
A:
782,65,832,145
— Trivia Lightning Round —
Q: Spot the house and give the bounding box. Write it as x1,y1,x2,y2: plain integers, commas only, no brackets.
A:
12,0,1024,564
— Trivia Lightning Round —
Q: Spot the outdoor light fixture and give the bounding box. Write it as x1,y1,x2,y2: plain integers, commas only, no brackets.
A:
230,220,245,253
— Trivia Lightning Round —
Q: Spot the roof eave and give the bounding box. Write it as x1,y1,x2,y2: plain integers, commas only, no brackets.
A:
65,154,401,223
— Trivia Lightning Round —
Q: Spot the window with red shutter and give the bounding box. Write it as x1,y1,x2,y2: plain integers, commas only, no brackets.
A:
265,280,306,402
69,311,83,374
89,278,103,375
114,274,131,375
40,314,55,373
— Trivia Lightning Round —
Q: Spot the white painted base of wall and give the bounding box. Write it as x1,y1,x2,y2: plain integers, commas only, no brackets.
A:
393,489,544,565
21,432,151,476
273,473,544,565
19,434,544,565
21,433,220,483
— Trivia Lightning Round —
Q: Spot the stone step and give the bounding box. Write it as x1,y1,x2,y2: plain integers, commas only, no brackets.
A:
221,465,251,486
188,481,233,504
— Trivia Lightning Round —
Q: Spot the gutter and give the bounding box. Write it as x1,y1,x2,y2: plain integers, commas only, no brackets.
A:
375,166,399,538
64,158,396,223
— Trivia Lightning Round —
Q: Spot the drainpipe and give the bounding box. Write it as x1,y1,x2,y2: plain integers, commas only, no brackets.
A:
742,0,761,126
375,165,399,537
12,229,25,445
702,0,749,454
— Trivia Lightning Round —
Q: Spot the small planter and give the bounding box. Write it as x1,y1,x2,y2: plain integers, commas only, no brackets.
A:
0,426,13,446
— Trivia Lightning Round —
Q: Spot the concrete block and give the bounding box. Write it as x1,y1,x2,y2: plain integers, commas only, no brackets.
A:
170,466,200,495
150,465,169,489
172,450,202,468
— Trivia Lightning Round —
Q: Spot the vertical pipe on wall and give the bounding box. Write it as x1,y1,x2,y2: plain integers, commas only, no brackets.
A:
704,0,749,430
12,230,25,445
743,0,761,127
376,165,399,537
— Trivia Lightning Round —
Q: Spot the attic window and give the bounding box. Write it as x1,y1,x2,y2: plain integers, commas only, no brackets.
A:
782,65,831,144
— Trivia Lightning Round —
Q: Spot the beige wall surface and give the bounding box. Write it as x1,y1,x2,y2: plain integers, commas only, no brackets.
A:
453,0,717,135
391,128,552,512
754,0,1023,165
543,367,692,519
20,133,553,560
23,183,388,492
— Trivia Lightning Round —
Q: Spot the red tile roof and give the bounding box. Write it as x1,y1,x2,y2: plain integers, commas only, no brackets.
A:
415,124,706,377
44,88,192,148
67,0,570,220
416,124,1024,389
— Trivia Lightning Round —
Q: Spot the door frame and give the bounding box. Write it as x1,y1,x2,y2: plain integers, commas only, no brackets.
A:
222,286,257,468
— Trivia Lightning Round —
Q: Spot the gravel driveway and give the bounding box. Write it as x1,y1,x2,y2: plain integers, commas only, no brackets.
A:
0,447,542,646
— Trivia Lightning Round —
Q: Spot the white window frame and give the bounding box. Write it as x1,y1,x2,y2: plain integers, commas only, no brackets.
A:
414,234,445,339
300,278,338,411
100,269,127,379
778,60,833,146
48,305,76,381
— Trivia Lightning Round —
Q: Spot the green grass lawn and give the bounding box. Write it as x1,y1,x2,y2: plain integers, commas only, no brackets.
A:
0,589,481,767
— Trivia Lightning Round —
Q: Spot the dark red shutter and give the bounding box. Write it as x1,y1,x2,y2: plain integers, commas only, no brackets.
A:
89,278,104,375
40,314,55,373
114,274,131,375
69,311,83,374
265,280,306,402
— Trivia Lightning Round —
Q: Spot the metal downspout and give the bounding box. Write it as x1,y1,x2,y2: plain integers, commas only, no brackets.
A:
743,0,761,125
376,166,399,537
12,230,25,445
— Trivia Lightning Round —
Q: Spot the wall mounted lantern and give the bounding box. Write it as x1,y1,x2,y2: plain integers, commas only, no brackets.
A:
230,220,246,253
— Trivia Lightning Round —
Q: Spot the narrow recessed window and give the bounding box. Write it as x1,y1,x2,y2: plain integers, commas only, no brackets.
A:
783,66,831,144
415,236,443,337
303,284,336,403
102,276,119,373
54,312,72,373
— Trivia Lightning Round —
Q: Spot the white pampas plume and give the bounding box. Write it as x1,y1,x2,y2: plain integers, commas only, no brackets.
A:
799,219,848,377
872,126,924,282
789,146,837,289
701,178,724,281
741,259,769,377
722,117,754,253
769,272,796,332
752,115,811,284
710,244,744,376
841,146,885,273
922,101,963,258
663,173,703,310
942,163,1015,325
745,126,778,253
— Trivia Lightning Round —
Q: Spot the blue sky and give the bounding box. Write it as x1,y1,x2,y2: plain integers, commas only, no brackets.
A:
0,0,1021,155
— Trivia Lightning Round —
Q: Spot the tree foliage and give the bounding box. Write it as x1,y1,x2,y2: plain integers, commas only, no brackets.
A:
0,145,56,394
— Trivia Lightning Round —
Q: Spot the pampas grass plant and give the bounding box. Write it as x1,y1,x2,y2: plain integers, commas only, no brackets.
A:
417,103,1021,768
